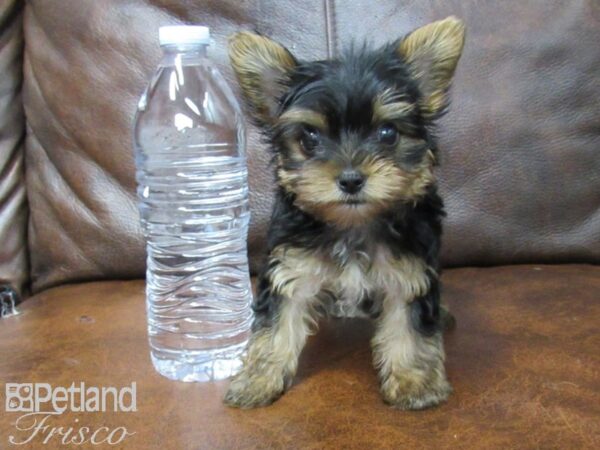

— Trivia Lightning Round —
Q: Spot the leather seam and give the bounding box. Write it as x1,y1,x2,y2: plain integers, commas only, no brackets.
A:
324,0,337,58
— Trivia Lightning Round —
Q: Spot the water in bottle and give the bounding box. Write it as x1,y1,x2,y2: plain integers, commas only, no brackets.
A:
133,25,253,382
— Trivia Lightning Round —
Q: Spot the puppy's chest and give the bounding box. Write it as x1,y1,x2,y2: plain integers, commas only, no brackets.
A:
322,239,429,317
330,248,376,301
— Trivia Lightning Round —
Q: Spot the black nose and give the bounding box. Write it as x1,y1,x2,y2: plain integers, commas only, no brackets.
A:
337,170,365,194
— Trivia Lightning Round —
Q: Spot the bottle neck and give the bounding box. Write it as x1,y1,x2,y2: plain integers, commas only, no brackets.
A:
160,44,209,65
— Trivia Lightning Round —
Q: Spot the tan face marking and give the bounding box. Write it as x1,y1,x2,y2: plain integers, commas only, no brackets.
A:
277,108,329,131
277,109,329,162
373,89,415,123
277,150,435,227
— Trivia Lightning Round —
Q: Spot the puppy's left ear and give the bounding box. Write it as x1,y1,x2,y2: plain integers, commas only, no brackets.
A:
229,32,298,126
397,16,465,119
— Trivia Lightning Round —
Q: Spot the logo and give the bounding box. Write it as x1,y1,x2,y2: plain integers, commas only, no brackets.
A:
4,382,137,446
6,384,34,412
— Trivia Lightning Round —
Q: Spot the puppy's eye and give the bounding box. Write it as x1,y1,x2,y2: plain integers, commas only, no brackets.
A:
299,125,321,155
377,123,399,146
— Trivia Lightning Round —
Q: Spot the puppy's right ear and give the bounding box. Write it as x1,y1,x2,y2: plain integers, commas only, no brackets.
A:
228,32,297,126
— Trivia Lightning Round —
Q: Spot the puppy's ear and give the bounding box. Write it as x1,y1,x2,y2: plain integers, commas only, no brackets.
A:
397,16,465,119
228,32,297,126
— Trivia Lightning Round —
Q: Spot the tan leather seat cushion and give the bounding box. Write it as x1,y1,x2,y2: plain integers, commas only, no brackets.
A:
1,265,598,448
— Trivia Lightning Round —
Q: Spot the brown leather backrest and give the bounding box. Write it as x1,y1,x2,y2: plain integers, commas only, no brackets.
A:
0,0,27,296
21,0,600,294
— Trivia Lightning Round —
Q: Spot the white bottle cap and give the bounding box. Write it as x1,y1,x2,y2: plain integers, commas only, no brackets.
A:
159,26,210,46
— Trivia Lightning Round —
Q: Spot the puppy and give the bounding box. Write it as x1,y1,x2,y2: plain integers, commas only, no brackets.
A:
224,17,465,410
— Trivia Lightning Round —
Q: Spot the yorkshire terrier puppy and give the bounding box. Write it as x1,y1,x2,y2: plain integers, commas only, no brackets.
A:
224,17,465,410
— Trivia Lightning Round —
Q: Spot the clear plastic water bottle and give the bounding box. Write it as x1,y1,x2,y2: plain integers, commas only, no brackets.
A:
133,25,253,382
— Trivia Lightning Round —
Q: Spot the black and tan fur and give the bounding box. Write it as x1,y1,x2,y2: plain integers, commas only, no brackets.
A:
225,17,465,409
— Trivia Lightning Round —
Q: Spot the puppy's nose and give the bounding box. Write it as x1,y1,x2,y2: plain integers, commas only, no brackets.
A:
337,170,365,194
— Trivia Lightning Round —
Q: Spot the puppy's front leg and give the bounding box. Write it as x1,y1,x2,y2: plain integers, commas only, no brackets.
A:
372,277,451,410
224,247,324,408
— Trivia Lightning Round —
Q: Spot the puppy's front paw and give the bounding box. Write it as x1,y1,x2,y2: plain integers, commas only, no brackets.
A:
224,369,287,409
380,369,451,410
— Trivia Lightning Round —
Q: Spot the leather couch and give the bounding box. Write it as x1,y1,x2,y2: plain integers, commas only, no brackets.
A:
1,1,598,448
